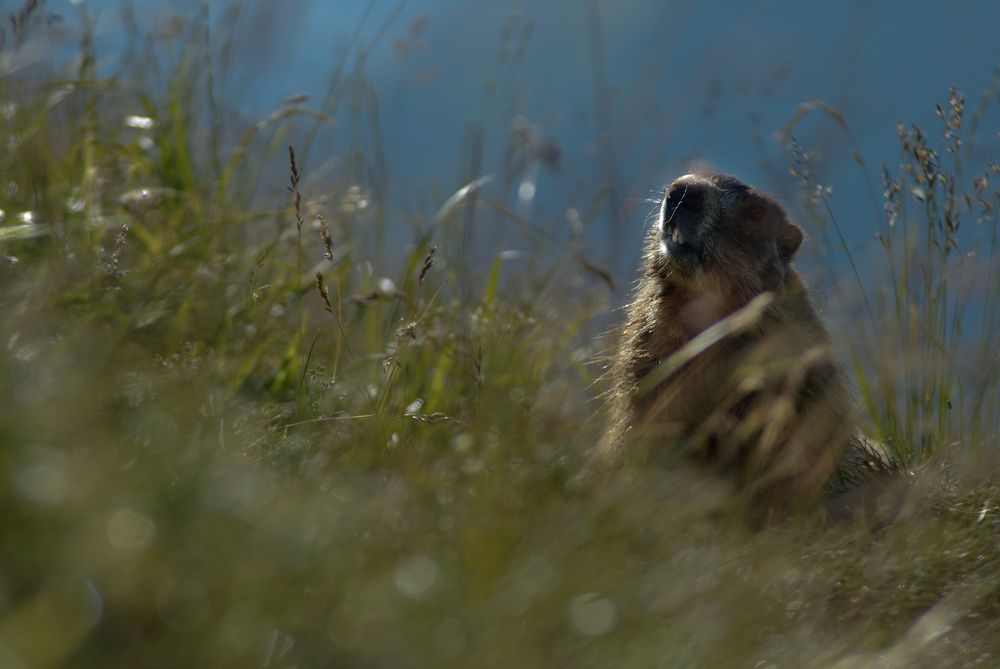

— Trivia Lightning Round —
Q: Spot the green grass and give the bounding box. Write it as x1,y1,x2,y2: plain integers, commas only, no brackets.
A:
1,5,999,668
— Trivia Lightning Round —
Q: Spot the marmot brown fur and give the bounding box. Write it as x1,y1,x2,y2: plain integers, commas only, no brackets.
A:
601,171,895,515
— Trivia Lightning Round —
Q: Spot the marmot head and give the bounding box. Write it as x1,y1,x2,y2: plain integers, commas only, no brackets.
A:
653,171,804,302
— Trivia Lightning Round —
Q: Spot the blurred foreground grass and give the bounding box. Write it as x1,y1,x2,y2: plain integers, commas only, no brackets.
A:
1,4,1000,668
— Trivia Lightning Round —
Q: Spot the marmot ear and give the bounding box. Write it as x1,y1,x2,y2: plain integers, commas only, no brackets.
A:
777,220,804,261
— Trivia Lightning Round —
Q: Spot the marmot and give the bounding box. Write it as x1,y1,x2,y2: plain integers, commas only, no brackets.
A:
601,171,895,515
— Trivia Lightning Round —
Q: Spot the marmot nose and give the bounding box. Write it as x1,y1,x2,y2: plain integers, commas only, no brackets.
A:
664,182,704,221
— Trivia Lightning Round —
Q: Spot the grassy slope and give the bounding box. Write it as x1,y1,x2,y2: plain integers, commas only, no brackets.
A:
1,6,999,669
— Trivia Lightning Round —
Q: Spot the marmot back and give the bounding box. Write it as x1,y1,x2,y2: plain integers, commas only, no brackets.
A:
601,171,894,514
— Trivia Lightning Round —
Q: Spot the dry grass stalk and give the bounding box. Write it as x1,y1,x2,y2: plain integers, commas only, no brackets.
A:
418,245,437,286
315,271,334,314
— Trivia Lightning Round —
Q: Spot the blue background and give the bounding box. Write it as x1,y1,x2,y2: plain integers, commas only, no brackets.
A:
53,0,1000,283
